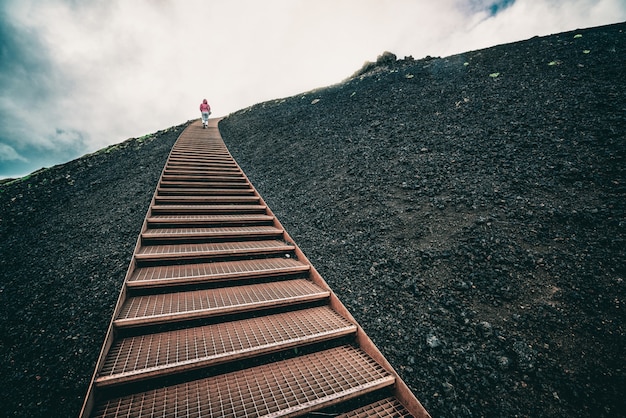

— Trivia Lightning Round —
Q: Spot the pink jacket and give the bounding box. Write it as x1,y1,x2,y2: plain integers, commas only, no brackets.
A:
200,99,211,113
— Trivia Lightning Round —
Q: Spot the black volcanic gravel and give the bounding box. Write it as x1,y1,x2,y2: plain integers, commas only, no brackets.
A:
219,23,626,418
1,22,626,417
0,124,189,416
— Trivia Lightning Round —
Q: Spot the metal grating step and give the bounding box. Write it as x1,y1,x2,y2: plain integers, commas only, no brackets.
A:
115,279,328,328
165,163,239,169
167,157,237,162
167,153,231,158
166,167,235,171
156,188,255,196
165,168,239,175
129,256,305,288
158,181,251,190
168,158,229,162
154,196,259,205
142,226,283,241
147,214,275,227
161,175,247,183
134,240,295,265
165,168,235,174
91,345,394,417
150,204,267,215
163,172,239,177
159,180,250,189
166,160,234,163
338,397,412,417
169,151,230,156
164,168,240,175
166,162,234,169
97,306,356,387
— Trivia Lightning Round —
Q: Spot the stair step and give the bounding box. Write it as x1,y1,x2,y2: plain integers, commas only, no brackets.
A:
168,156,232,163
129,255,303,288
165,163,239,169
157,187,255,196
165,161,238,167
91,345,394,417
115,279,327,328
168,154,231,159
164,169,239,176
161,175,247,183
167,159,237,165
150,204,267,215
161,162,239,170
97,306,356,387
142,226,283,241
147,214,274,227
163,170,242,177
338,397,412,417
168,156,236,161
165,163,234,170
159,180,250,189
154,195,260,205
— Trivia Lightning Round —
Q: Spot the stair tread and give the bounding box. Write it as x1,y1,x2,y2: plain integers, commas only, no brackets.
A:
167,160,237,165
159,181,250,188
338,397,413,417
167,159,237,163
98,306,356,386
164,169,239,175
142,226,283,239
135,239,294,259
165,162,238,167
157,188,254,195
150,204,267,214
116,278,326,327
154,195,259,203
151,203,265,208
92,345,394,417
130,255,304,287
147,214,274,224
161,175,246,182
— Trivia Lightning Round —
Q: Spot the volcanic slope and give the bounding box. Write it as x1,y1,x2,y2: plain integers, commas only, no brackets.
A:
0,22,624,418
219,22,625,418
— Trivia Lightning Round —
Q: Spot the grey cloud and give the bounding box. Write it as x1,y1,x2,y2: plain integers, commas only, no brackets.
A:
0,143,27,162
0,4,83,178
0,9,60,101
462,0,516,16
0,128,89,178
487,0,516,16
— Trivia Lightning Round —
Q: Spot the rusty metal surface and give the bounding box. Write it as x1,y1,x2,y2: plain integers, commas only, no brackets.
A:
92,346,393,418
115,279,328,328
80,119,430,417
337,397,413,417
150,204,268,214
141,225,284,241
97,307,356,387
147,213,275,226
132,240,296,267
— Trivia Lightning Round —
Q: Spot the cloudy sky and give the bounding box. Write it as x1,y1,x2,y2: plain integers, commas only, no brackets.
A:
1,0,624,179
